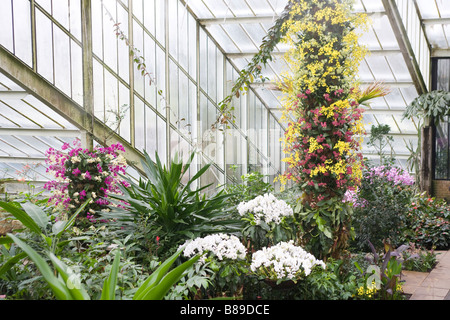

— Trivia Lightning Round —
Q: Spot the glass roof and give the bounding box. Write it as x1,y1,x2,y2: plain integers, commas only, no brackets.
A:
187,0,450,170
0,72,80,183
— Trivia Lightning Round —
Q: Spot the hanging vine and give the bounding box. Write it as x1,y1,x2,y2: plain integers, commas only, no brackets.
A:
213,1,295,129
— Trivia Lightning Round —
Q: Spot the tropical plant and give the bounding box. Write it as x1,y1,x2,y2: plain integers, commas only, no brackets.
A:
354,241,410,300
108,151,241,259
367,124,394,165
0,199,90,257
294,197,354,259
403,90,450,126
6,233,199,300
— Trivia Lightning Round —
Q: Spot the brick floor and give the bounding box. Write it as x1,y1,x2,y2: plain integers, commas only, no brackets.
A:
401,250,450,300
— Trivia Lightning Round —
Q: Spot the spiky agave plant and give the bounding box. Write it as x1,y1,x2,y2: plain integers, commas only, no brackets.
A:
108,150,242,257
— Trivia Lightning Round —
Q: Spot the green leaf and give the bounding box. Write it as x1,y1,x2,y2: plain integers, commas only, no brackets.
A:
0,251,27,278
21,202,49,230
101,250,121,300
54,199,90,237
7,233,73,300
48,252,91,300
0,202,42,234
133,247,188,300
138,255,200,300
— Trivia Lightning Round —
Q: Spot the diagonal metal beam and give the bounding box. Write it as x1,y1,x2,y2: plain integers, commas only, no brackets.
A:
199,15,278,26
381,0,427,95
0,45,145,173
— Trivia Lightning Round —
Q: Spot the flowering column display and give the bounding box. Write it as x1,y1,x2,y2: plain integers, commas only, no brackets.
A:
275,0,379,258
44,140,129,223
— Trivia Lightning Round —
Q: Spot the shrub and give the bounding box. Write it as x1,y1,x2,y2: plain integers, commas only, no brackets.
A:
348,165,415,251
401,194,450,250
108,151,241,259
224,171,274,206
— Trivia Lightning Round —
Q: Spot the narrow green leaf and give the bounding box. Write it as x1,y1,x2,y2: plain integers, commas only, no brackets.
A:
56,199,90,237
0,251,27,277
48,252,91,300
0,202,42,234
7,233,73,300
138,255,200,300
101,250,121,300
133,247,184,300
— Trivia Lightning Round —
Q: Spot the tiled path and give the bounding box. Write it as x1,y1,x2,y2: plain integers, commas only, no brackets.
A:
401,250,450,300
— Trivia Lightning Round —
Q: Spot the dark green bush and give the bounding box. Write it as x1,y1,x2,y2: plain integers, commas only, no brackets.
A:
349,165,415,252
401,194,450,250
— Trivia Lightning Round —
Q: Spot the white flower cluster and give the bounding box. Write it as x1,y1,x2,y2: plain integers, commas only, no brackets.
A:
182,233,247,263
250,241,326,280
237,193,293,225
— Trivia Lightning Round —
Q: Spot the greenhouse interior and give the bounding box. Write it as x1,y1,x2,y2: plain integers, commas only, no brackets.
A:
1,0,450,302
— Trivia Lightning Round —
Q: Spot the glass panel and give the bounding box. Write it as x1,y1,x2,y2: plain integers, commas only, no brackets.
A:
13,0,32,66
186,0,214,19
104,69,118,128
69,0,82,41
134,95,145,151
169,59,179,125
365,56,395,82
206,25,239,53
118,82,130,142
103,0,118,72
178,0,189,71
23,95,77,129
144,32,156,107
133,0,143,23
145,105,157,156
155,0,165,46
53,25,71,96
71,40,83,106
384,88,407,109
386,53,412,82
0,0,13,52
143,0,155,36
168,0,178,60
93,60,105,120
92,0,103,58
188,14,197,79
133,19,145,97
36,10,54,83
53,0,70,30
155,46,166,113
157,114,166,164
117,4,130,83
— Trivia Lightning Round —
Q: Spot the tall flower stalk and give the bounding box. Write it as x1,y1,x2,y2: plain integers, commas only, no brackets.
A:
274,0,388,258
278,0,370,204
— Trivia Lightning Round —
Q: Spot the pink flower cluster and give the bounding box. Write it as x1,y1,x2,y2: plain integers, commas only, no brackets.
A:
44,139,129,222
366,165,415,186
